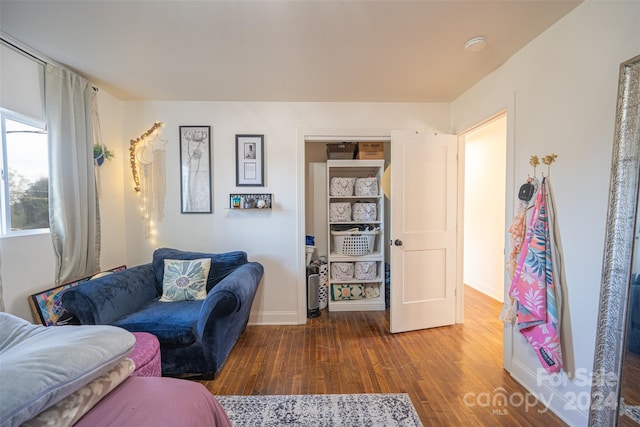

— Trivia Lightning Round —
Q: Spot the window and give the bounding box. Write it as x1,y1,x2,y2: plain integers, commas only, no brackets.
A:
0,110,49,234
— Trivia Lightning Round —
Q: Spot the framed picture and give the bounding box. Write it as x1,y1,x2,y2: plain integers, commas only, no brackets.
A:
236,134,264,186
180,126,212,213
28,265,126,326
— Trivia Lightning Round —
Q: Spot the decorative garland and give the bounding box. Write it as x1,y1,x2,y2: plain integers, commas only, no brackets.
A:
129,121,163,191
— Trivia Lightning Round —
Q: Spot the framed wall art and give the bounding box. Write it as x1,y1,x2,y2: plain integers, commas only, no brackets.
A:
179,126,212,213
28,265,126,326
236,134,264,187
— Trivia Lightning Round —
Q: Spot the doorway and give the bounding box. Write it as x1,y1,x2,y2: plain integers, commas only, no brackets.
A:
459,111,511,372
462,114,507,302
302,135,391,322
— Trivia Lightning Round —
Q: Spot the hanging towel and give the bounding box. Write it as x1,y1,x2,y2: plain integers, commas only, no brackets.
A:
500,178,539,323
508,178,563,374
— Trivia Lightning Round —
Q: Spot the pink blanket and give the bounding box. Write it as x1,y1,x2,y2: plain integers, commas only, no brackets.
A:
74,376,231,426
508,179,563,374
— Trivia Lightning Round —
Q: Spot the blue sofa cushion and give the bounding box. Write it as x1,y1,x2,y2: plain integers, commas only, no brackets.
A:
152,248,248,294
112,299,202,345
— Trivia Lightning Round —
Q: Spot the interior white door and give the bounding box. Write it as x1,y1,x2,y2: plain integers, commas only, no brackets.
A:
390,130,458,333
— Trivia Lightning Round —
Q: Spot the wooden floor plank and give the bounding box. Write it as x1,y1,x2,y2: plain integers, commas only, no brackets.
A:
198,286,567,426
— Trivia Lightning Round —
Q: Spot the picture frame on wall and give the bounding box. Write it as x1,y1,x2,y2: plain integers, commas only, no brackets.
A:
236,134,264,187
179,125,212,213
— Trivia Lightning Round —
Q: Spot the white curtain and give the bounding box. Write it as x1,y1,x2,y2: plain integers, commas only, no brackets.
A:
45,64,100,285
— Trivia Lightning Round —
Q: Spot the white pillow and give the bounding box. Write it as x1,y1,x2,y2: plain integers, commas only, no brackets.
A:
159,258,211,302
0,313,135,427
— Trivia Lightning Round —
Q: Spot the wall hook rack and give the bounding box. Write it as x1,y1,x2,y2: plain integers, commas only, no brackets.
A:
541,153,558,176
530,155,540,176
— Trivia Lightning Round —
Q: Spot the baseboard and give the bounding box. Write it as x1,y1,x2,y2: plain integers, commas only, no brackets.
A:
248,310,301,325
510,358,588,427
464,279,504,302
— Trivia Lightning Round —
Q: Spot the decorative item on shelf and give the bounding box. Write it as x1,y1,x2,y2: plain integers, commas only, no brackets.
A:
244,197,256,209
331,283,365,300
352,202,377,222
355,142,384,160
329,177,356,196
355,261,377,280
354,176,378,196
229,193,272,209
331,262,355,281
364,283,380,299
329,202,352,222
326,142,357,160
93,143,114,166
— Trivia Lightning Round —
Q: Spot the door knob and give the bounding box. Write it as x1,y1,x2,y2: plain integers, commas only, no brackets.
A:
394,239,403,246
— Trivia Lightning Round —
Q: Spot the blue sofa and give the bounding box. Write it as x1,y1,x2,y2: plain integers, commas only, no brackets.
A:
62,248,264,379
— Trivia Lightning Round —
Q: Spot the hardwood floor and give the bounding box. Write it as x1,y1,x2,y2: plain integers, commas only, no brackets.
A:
198,286,566,426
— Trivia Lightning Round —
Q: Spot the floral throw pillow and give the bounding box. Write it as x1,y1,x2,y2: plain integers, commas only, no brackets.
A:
160,258,211,302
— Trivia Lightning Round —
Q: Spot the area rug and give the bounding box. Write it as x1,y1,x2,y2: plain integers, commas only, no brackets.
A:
216,393,423,426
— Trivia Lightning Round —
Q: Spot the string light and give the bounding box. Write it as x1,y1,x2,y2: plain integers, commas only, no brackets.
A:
129,121,163,191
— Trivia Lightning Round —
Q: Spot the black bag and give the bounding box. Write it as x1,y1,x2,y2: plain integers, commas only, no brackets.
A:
518,182,535,201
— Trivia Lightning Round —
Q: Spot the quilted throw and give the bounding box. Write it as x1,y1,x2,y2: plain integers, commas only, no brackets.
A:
508,178,563,374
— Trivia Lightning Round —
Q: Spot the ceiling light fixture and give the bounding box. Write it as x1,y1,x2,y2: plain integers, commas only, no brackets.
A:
464,36,487,53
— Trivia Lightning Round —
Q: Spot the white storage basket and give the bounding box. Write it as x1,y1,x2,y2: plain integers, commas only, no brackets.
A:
330,177,356,196
364,283,380,299
331,262,355,280
355,261,377,280
355,177,378,196
352,203,377,222
331,230,378,255
329,202,352,222
318,264,328,309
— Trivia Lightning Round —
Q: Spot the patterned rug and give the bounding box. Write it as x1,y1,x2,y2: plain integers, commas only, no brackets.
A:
216,393,422,426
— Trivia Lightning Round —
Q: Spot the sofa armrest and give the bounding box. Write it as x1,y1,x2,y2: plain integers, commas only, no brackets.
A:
197,262,264,331
62,264,158,325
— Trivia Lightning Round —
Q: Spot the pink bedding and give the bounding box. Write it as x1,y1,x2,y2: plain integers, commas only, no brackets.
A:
73,376,231,427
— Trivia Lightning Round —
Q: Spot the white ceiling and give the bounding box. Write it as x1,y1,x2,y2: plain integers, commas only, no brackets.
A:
0,0,582,103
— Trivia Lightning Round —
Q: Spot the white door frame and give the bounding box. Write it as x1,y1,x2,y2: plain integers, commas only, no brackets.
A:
296,129,392,325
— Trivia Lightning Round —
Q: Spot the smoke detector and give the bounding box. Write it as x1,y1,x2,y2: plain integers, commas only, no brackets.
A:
464,36,487,52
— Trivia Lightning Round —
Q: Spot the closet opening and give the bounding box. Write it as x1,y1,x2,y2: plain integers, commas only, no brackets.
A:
303,137,390,319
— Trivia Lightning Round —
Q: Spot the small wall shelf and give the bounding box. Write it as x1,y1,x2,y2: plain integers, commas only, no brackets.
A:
229,193,272,209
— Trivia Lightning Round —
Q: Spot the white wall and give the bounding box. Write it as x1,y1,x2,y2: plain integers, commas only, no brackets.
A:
463,116,506,302
452,1,640,425
96,90,128,271
120,102,450,324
